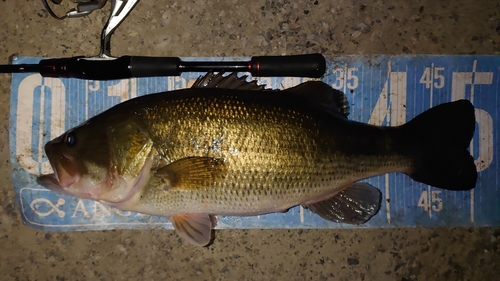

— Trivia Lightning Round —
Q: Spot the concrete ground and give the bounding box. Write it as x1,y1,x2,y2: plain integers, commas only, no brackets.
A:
1,0,500,280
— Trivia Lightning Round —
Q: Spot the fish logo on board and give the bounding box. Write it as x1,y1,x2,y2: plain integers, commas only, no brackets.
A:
30,197,66,218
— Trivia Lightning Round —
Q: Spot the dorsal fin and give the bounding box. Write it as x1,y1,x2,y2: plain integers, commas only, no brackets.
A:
192,72,267,91
192,73,349,116
282,81,350,117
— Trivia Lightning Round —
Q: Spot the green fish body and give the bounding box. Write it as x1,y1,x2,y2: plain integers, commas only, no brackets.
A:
38,73,477,246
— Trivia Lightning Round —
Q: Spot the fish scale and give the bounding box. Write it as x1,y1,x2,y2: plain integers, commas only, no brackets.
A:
126,90,408,216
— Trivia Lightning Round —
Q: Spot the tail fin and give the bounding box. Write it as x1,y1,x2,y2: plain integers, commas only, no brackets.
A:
402,100,477,190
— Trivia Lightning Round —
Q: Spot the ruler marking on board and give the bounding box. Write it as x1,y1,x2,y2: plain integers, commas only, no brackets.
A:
385,60,392,224
470,60,477,223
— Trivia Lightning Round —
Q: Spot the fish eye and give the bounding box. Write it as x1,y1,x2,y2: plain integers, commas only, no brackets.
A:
65,131,77,147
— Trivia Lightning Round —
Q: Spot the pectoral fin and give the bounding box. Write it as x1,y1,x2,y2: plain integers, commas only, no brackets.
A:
155,157,226,190
302,182,381,224
170,214,217,246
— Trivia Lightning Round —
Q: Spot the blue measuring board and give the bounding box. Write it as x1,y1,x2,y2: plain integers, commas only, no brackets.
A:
9,55,500,231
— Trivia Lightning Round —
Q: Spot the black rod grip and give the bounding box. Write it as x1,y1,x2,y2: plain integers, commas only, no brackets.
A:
129,56,181,77
39,57,132,80
39,56,181,79
250,53,326,78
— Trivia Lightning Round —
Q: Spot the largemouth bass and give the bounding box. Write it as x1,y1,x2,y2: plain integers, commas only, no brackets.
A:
38,72,477,246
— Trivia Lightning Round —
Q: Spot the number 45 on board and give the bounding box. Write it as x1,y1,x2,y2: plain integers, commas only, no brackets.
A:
418,190,443,212
419,67,445,89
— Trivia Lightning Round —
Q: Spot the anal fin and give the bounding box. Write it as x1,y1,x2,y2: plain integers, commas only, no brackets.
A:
303,183,381,224
170,213,217,246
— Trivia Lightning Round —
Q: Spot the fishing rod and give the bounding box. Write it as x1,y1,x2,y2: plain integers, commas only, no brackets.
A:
1,54,326,80
0,0,326,80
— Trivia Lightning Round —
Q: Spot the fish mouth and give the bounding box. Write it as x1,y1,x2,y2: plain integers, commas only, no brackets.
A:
53,153,80,187
37,173,80,197
38,141,81,192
